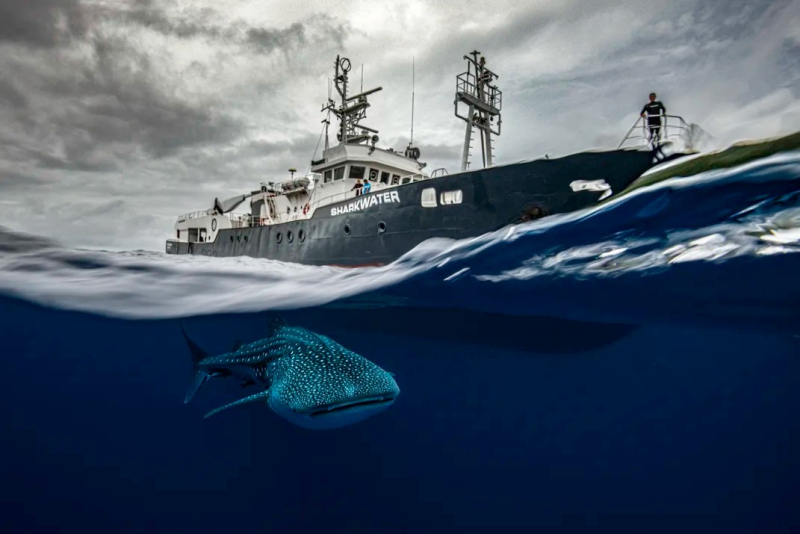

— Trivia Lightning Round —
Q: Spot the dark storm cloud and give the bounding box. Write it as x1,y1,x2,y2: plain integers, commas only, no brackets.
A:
122,0,235,41
0,3,353,175
17,35,245,172
82,36,243,157
0,0,355,175
0,0,87,48
246,22,313,53
246,15,349,55
2,28,246,173
118,1,349,56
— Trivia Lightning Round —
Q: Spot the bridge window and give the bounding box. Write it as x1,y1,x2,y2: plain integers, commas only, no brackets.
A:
421,188,437,208
391,174,400,185
368,168,379,181
349,165,365,180
380,171,390,184
401,177,412,185
333,166,345,181
324,170,332,183
440,190,463,205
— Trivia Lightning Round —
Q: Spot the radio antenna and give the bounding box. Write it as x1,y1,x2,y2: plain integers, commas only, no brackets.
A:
410,56,415,145
361,64,364,93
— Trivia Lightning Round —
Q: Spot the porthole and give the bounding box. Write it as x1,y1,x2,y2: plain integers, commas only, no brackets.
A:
299,229,306,242
276,232,283,243
243,235,248,243
377,221,387,233
287,230,294,243
211,218,217,231
344,224,351,235
230,235,234,242
237,235,241,242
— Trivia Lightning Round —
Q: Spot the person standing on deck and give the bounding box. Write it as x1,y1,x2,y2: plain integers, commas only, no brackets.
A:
641,92,667,145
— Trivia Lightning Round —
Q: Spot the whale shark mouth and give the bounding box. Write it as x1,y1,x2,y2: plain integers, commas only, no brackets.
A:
307,395,396,418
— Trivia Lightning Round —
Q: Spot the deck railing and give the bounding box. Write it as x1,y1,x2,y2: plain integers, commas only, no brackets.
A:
617,114,698,151
456,71,502,113
306,172,431,213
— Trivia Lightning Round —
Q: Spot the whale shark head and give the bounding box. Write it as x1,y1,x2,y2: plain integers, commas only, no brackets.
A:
267,332,400,430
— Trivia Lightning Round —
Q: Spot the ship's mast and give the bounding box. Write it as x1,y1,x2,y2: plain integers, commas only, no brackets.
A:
322,56,383,147
454,51,502,171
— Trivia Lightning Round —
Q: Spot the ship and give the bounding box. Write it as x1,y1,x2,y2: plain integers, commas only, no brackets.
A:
165,51,696,267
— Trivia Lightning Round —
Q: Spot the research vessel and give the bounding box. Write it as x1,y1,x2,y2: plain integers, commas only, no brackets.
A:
165,51,694,266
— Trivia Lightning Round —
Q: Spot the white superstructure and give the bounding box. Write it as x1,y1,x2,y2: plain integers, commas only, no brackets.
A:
169,55,438,247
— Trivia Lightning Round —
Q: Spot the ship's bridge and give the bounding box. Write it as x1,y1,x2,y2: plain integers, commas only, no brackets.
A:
309,142,429,202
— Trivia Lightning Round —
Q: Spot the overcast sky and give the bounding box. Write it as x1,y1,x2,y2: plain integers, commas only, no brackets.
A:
0,0,798,251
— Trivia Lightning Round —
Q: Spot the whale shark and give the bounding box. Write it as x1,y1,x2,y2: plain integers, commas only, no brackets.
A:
181,315,400,430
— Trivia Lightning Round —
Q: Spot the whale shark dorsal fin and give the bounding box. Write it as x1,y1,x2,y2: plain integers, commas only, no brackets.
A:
181,321,212,404
203,389,271,419
231,339,243,352
265,314,287,338
180,321,208,364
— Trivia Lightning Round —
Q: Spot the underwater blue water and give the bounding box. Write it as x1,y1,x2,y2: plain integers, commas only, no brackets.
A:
1,151,800,532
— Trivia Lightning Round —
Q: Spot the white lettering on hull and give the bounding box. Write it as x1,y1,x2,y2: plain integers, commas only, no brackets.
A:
331,191,400,217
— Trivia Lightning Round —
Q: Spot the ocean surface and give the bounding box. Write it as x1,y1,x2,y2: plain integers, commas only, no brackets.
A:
2,151,800,532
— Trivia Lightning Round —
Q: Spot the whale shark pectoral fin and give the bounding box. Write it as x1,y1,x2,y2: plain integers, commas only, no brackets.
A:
265,314,287,338
203,389,271,420
185,370,210,404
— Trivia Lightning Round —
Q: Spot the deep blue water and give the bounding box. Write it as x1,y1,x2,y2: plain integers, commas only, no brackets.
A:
2,152,800,532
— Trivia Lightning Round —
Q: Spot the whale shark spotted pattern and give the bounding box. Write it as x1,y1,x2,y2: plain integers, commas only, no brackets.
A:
182,315,400,429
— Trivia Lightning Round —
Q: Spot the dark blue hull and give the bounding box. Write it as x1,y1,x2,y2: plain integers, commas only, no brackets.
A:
166,149,662,266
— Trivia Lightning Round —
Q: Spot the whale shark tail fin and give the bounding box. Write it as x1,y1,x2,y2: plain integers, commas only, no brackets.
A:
181,322,211,404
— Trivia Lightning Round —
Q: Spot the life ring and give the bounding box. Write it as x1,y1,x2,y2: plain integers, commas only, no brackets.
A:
211,218,217,231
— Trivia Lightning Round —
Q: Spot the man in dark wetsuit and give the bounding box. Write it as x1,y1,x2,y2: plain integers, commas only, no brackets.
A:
641,92,666,145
